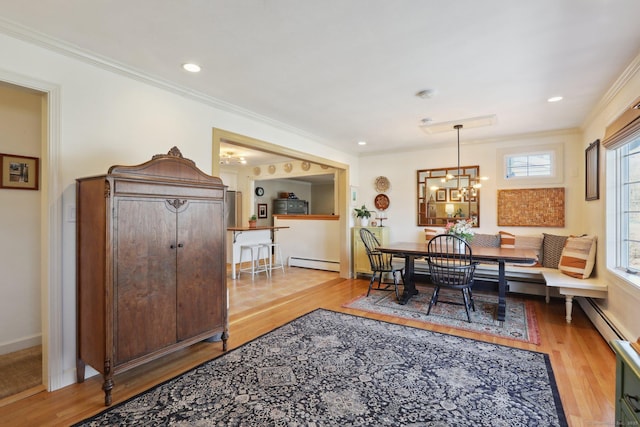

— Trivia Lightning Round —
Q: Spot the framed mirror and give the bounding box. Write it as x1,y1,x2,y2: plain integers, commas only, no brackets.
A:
417,165,481,227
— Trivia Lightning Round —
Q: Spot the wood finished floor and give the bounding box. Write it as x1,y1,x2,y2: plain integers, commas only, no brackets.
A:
0,266,615,426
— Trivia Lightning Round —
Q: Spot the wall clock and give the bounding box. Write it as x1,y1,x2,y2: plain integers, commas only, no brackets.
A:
255,186,265,196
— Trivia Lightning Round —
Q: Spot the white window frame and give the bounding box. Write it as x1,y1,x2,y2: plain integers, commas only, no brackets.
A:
505,152,553,179
606,138,640,290
496,143,563,187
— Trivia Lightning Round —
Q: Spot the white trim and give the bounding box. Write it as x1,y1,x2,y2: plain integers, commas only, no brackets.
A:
0,68,63,391
0,334,42,356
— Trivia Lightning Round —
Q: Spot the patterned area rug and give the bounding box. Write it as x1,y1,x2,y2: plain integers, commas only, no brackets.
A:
344,285,540,344
75,309,566,426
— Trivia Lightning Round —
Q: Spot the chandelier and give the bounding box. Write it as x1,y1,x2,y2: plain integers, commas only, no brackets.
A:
441,124,487,197
219,151,247,165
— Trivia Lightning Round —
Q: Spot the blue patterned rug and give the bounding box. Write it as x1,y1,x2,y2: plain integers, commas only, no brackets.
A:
75,309,566,426
345,285,541,344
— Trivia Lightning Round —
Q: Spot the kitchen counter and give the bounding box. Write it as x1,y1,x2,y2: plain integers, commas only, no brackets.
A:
226,226,289,279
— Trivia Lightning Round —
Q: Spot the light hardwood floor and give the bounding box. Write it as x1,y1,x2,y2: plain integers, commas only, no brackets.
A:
0,266,615,426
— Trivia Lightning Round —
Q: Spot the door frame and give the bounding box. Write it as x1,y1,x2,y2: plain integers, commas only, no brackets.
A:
0,70,63,392
212,128,351,279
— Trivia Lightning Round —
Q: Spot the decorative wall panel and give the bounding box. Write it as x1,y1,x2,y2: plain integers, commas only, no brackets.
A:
497,187,565,227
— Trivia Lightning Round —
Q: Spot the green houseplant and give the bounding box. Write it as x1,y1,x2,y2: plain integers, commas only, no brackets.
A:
248,214,257,228
354,204,372,226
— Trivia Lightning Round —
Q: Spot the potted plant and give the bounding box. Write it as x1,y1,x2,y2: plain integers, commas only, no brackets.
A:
354,204,372,227
248,214,257,228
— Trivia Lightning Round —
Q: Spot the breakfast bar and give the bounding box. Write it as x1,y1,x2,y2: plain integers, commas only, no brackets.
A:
227,226,289,279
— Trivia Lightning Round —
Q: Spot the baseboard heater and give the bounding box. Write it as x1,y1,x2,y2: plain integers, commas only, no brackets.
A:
578,297,626,345
288,256,340,272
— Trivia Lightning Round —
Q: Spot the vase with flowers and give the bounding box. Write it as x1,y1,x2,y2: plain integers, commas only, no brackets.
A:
445,218,475,242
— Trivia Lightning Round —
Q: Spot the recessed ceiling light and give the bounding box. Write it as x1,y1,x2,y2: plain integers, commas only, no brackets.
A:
547,96,563,103
358,141,367,146
182,63,201,73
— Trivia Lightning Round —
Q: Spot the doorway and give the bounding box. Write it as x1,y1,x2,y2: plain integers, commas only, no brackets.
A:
212,128,351,279
0,81,45,403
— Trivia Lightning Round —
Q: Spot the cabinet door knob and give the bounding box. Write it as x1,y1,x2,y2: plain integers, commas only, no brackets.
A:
178,243,184,248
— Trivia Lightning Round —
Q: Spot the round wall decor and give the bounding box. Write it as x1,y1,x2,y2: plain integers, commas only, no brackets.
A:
268,165,276,174
375,176,390,192
374,193,390,210
255,187,265,197
253,166,261,176
301,161,311,171
284,162,293,173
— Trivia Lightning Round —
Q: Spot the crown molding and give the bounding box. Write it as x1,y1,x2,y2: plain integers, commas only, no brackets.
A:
582,51,640,128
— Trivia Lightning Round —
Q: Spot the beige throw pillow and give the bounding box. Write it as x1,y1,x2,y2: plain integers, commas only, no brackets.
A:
559,235,597,279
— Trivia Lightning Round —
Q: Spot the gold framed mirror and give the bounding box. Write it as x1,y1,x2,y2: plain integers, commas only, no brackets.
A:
417,165,481,227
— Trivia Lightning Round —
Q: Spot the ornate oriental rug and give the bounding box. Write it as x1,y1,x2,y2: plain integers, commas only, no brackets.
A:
344,285,540,344
75,309,566,426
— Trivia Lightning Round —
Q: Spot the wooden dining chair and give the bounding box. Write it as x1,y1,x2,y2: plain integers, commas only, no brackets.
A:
359,228,404,299
425,234,478,322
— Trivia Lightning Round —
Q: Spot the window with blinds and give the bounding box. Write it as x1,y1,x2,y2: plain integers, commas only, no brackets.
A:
605,95,640,275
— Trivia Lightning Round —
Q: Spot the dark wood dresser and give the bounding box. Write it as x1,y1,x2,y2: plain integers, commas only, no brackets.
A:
76,147,228,405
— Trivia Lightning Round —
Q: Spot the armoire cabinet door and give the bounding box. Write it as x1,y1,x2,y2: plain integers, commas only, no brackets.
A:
176,199,225,340
114,198,178,365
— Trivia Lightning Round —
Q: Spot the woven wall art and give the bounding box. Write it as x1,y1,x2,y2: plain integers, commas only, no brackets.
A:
497,187,565,227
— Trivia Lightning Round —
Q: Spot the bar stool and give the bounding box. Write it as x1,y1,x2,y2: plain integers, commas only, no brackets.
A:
261,242,285,274
238,243,270,278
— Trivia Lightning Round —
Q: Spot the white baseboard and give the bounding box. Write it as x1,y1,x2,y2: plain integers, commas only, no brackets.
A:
578,297,625,345
288,257,340,272
0,334,42,356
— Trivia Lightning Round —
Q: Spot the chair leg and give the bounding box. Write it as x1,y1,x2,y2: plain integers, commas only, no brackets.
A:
427,287,440,315
462,289,472,323
366,274,377,296
467,288,476,311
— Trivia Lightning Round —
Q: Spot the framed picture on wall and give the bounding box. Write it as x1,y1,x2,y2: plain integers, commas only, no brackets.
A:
258,203,268,218
435,189,446,202
585,139,599,201
449,189,461,201
0,153,39,190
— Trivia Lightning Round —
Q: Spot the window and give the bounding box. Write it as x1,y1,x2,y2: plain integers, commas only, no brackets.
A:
505,152,553,178
613,136,640,272
496,143,563,187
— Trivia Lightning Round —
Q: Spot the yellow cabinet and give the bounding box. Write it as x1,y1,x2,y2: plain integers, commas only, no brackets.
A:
352,226,390,276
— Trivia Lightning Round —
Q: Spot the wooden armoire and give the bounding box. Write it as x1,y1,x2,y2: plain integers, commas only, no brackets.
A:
76,147,228,406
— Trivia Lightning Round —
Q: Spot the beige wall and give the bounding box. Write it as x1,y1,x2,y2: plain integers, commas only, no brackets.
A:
0,82,43,354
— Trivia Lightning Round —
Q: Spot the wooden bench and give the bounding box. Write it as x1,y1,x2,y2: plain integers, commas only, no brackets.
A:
541,269,608,323
414,259,608,324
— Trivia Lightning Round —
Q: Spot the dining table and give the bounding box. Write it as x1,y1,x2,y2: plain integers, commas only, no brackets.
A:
376,241,537,322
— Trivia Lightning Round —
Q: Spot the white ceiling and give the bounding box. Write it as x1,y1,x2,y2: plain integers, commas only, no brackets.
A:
2,1,640,155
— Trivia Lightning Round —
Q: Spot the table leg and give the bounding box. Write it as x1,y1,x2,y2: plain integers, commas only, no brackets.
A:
497,260,506,321
398,255,419,305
